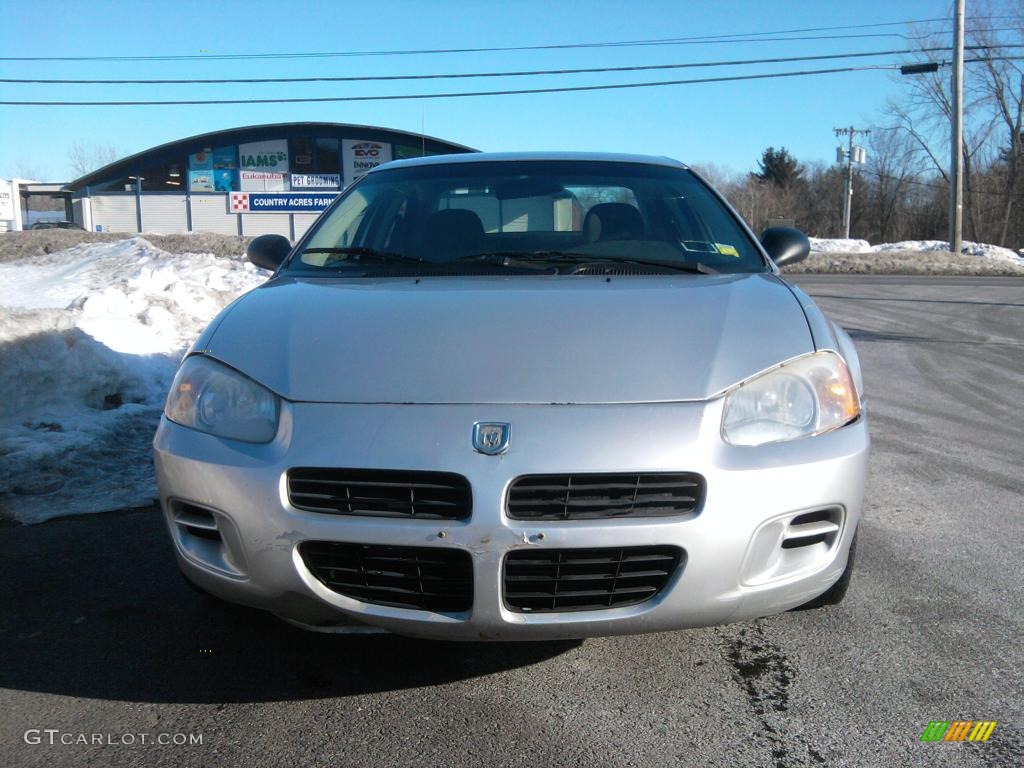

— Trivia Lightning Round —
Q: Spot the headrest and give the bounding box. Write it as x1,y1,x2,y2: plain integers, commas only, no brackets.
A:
583,203,645,242
421,208,485,259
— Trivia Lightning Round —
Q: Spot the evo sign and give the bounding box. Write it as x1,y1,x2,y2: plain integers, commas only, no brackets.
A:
229,192,338,213
342,139,391,184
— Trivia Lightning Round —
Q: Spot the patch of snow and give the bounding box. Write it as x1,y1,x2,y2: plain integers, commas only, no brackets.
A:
0,237,268,523
808,238,871,253
810,236,1024,265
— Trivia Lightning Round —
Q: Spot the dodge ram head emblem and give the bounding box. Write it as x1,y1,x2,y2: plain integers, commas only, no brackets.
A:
472,422,510,455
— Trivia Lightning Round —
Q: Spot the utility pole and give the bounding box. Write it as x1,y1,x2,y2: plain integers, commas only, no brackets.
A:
950,0,965,255
834,126,870,239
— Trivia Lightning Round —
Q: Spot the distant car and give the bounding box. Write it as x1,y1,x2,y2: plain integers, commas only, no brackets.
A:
30,221,84,230
154,152,868,640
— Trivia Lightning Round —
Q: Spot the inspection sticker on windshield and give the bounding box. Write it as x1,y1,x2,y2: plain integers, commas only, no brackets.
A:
715,243,740,257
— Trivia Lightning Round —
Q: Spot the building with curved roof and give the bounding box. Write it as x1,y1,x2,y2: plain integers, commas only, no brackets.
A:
62,122,474,238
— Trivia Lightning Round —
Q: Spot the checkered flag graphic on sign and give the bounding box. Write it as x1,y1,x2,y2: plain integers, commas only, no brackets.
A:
230,193,249,212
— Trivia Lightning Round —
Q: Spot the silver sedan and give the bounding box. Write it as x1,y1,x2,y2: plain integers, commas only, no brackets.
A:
154,152,868,640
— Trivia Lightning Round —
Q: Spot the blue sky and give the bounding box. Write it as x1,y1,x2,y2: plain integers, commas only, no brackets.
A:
0,0,953,180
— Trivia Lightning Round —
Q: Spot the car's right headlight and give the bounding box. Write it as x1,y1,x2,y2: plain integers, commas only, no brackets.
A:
721,351,860,447
164,355,280,443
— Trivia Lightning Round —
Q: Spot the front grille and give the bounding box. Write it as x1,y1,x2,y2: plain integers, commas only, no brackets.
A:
506,472,704,520
503,546,683,612
288,468,471,520
299,542,473,612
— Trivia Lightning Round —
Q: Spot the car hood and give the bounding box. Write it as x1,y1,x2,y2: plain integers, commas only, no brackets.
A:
206,273,812,404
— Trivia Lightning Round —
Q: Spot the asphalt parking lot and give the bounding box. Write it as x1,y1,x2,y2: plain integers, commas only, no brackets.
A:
1,274,1021,768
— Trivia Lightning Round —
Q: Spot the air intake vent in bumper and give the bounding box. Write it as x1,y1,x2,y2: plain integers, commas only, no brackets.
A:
288,468,471,520
299,542,473,613
782,510,842,549
172,502,222,541
506,472,704,520
503,546,683,612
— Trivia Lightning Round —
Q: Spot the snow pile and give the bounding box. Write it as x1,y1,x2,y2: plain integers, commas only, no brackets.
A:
869,239,1024,265
810,237,1024,266
0,237,268,523
808,238,872,253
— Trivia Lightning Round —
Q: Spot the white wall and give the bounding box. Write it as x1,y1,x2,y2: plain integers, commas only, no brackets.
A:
293,213,320,240
189,194,239,235
76,192,319,236
91,195,139,233
241,214,290,237
72,198,92,231
140,195,188,234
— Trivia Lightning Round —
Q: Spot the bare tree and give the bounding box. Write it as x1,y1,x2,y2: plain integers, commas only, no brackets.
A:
689,162,738,191
971,6,1024,245
12,162,51,181
863,128,926,241
67,141,121,178
890,1,1023,246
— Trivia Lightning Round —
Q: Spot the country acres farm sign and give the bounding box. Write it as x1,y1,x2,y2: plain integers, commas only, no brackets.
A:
228,192,338,213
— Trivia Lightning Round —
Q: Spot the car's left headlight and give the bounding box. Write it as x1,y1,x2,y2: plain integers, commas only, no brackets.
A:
722,351,860,447
164,355,280,443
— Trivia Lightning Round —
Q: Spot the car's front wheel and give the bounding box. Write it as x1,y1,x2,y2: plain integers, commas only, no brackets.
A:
793,532,857,610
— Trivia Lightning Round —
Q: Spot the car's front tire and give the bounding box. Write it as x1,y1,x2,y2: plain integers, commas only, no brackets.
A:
793,532,857,610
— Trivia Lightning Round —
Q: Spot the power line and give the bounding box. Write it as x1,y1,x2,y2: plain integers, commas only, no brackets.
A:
0,64,902,106
4,55,1021,107
859,166,1024,200
3,45,1017,86
1,18,1017,63
0,47,967,85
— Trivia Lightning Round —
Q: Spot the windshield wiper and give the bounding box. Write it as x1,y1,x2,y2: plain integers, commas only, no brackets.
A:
455,251,718,274
301,246,426,265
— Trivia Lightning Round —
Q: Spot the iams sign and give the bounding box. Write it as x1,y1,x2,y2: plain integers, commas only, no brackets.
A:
241,152,287,168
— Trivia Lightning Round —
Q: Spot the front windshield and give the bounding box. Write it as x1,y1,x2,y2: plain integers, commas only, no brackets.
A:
287,160,766,274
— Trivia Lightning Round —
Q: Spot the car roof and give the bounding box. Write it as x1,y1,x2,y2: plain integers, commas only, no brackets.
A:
372,151,689,173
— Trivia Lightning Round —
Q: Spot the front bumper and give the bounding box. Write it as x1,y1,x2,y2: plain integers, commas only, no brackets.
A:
153,398,868,640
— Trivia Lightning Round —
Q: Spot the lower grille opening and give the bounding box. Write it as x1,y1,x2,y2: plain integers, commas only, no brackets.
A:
299,541,473,613
504,546,683,613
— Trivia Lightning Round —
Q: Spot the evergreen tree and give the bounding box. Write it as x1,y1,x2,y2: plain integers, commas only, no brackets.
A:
754,147,803,189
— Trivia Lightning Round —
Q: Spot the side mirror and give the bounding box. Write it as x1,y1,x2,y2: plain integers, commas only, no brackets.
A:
246,234,291,271
760,226,810,267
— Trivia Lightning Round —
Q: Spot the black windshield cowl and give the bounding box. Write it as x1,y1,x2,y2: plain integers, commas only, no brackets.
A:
299,246,426,266
289,247,554,277
455,251,717,275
